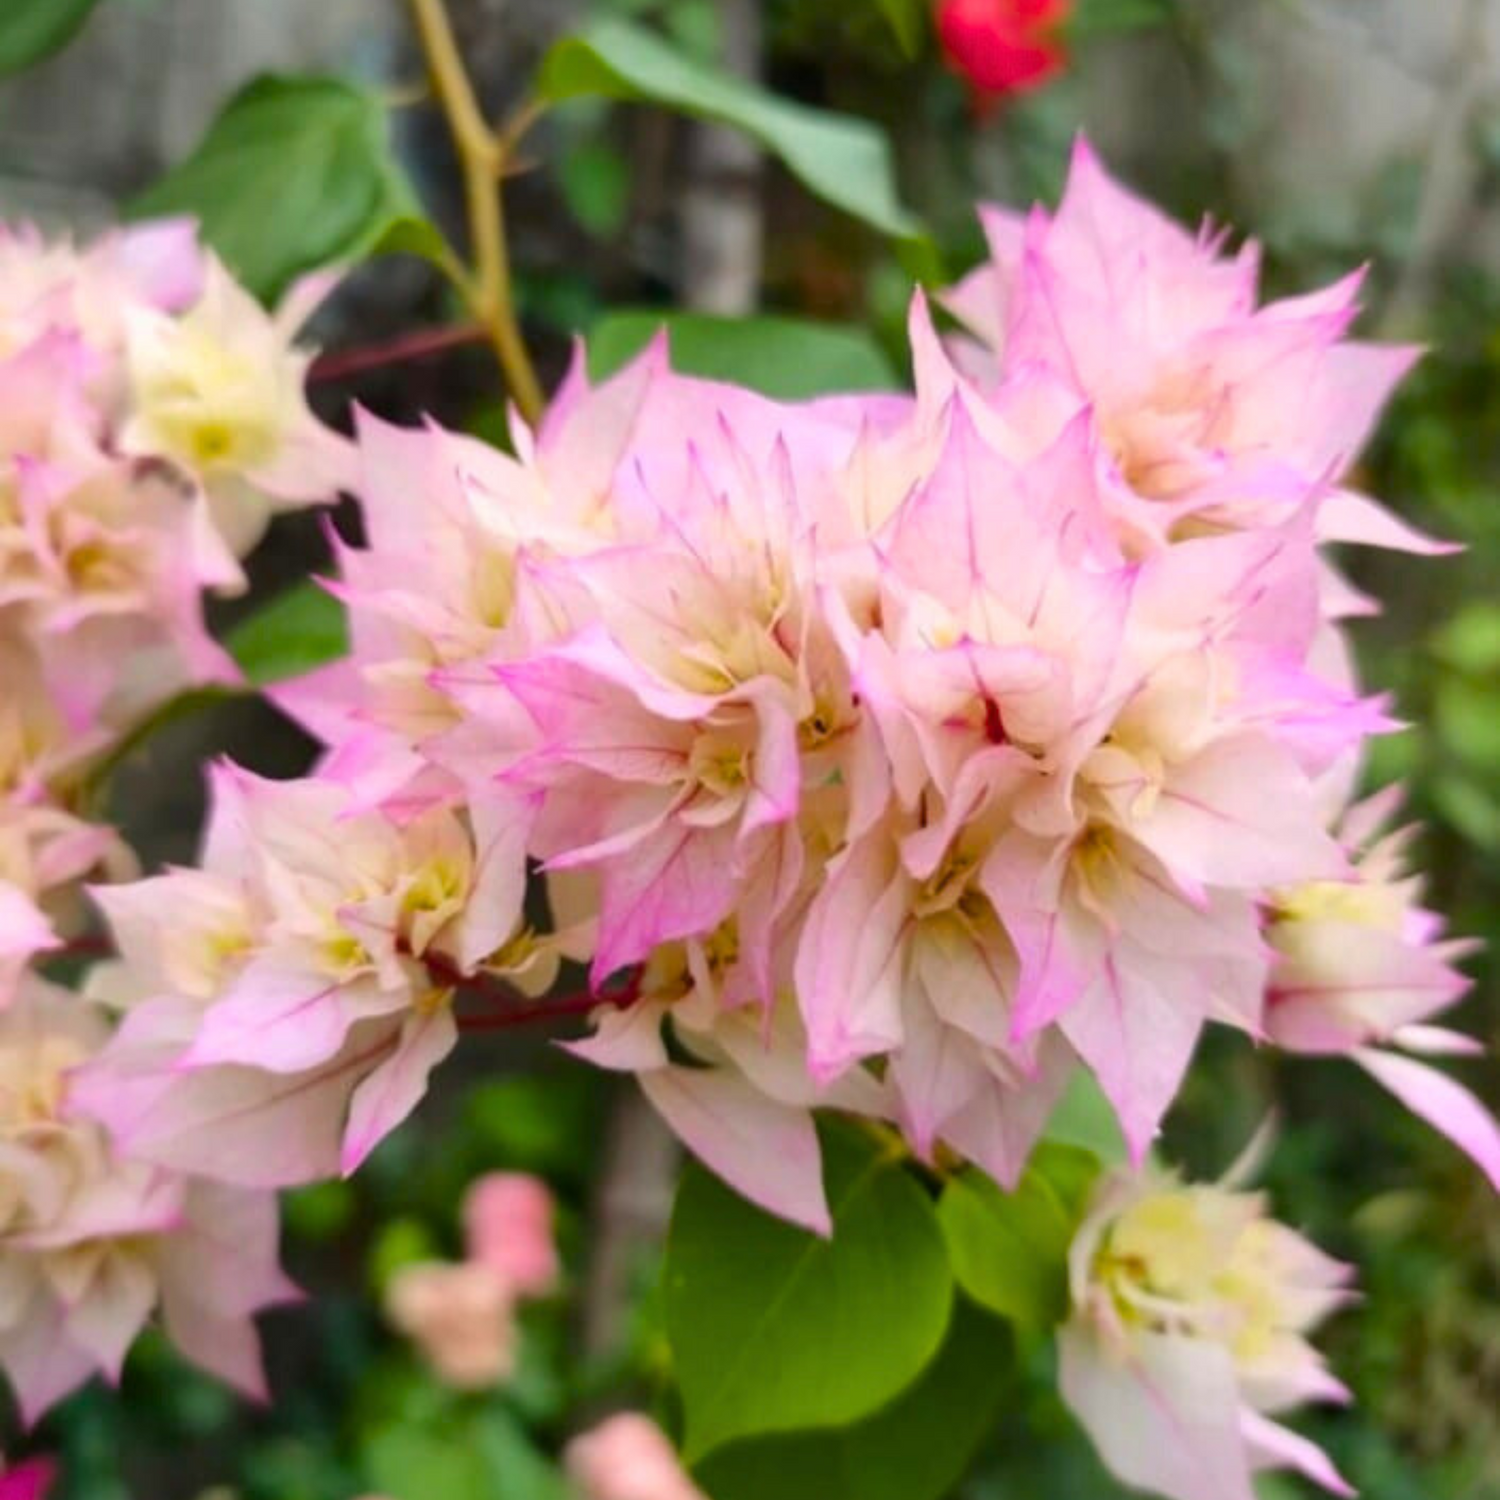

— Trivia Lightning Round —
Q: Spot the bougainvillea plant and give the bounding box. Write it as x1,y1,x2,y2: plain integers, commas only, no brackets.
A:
1,2,1496,1497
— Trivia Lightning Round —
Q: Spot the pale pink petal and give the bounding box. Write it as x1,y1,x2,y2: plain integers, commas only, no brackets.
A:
795,834,910,1081
564,1000,671,1073
62,1252,157,1380
1058,1325,1257,1500
1142,737,1346,889
1240,1408,1354,1497
1354,1047,1500,1191
185,962,405,1074
341,1007,458,1174
453,794,536,973
640,1067,831,1235
1316,489,1456,556
1060,943,1206,1162
0,1294,94,1427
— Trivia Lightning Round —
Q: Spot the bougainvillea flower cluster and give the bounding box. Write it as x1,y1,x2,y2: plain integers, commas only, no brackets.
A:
0,219,349,1001
0,219,348,1420
42,144,1497,1492
1061,1142,1355,1500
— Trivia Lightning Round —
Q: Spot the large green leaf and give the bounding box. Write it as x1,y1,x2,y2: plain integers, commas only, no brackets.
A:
665,1123,953,1462
695,1297,1011,1500
587,310,900,399
938,1143,1100,1339
225,580,347,688
539,20,925,243
0,0,100,77
129,74,444,303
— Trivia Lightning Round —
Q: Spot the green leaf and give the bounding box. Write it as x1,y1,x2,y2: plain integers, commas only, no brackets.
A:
665,1123,954,1462
472,1410,571,1500
539,20,926,244
364,1411,567,1500
938,1143,1099,1338
875,0,926,57
1432,772,1500,850
1430,602,1500,675
1045,1069,1128,1165
587,310,900,399
1069,0,1177,37
225,580,347,688
1435,677,1500,769
364,1427,481,1500
558,139,633,238
366,1216,440,1299
695,1297,1011,1500
0,0,100,77
129,74,444,302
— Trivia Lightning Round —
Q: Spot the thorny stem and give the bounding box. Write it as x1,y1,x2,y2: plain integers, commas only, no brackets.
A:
406,0,546,423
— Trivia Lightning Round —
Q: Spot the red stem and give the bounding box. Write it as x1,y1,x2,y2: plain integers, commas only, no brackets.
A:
421,947,642,1035
49,934,114,963
309,323,490,384
50,930,638,1037
455,990,612,1033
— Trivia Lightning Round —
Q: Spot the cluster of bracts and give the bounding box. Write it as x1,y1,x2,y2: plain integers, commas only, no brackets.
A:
2,145,1495,1500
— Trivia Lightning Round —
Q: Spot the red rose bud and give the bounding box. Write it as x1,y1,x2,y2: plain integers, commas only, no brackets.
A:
936,0,1070,103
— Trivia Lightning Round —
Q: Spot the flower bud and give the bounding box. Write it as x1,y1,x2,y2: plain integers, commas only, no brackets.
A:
463,1172,560,1299
564,1414,706,1500
384,1261,516,1390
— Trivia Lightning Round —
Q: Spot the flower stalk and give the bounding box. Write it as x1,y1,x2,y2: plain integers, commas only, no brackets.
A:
406,0,545,423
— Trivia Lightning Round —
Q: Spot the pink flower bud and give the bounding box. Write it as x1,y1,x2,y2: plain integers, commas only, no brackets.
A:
463,1172,560,1299
564,1415,706,1500
384,1261,516,1390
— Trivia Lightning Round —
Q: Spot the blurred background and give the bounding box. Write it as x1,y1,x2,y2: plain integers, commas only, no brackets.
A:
2,1,1497,1496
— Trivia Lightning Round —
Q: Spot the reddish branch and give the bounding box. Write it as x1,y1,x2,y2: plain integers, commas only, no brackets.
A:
309,323,489,384
454,989,615,1033
51,932,640,1036
417,946,642,1035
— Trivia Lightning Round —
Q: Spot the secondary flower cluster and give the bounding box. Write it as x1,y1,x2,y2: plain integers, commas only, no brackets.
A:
0,219,348,995
0,218,349,1422
0,976,296,1422
385,1171,560,1388
67,144,1497,1489
1062,1145,1355,1500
